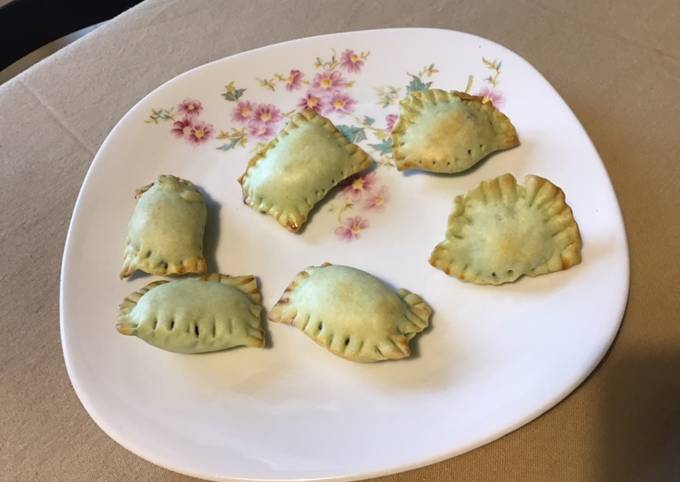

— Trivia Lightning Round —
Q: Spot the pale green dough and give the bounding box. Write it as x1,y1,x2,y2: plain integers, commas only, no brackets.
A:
246,122,349,213
392,90,519,173
121,175,207,278
269,264,432,362
429,174,582,285
239,110,372,232
400,102,498,166
117,275,264,353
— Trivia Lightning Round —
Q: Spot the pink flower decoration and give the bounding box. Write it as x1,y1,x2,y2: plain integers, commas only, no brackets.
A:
476,87,505,108
177,98,203,117
232,101,255,123
253,104,281,124
324,92,356,115
298,93,323,113
312,70,347,93
342,172,376,202
335,216,369,241
248,121,274,140
385,114,398,132
363,186,389,211
187,120,214,145
286,69,304,91
340,49,364,73
171,118,193,138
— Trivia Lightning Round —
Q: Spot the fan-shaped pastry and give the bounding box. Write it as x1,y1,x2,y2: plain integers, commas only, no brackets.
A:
239,109,372,232
269,263,432,362
116,274,264,353
391,90,519,173
430,173,582,285
120,174,207,279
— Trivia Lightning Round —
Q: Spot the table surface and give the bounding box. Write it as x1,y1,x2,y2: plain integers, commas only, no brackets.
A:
2,1,679,480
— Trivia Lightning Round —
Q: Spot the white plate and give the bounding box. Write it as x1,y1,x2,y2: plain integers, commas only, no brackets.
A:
60,28,629,481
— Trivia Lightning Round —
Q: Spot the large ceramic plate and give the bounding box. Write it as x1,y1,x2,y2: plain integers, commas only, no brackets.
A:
60,28,628,481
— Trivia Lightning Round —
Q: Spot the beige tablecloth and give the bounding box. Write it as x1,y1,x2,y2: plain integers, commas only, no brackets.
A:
2,0,679,480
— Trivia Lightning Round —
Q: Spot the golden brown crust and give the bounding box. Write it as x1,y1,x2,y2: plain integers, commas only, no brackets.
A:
269,263,432,363
120,258,207,280
392,90,519,173
115,274,264,348
201,273,262,305
120,175,208,279
267,267,312,324
429,173,582,285
116,279,170,334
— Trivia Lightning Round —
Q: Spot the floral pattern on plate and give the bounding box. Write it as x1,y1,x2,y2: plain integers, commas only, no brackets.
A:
329,171,390,242
142,55,507,241
145,98,215,145
217,49,370,150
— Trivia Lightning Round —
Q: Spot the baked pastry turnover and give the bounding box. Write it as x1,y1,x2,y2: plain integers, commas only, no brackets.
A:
392,90,518,173
269,263,432,362
116,274,264,353
430,173,582,285
120,175,207,278
239,109,372,232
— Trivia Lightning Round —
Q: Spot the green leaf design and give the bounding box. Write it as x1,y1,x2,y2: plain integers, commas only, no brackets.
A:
222,88,246,102
257,78,276,91
374,85,401,108
222,81,247,102
406,74,432,94
337,125,367,143
216,139,241,151
363,116,375,126
144,107,175,124
482,57,496,69
368,138,392,154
